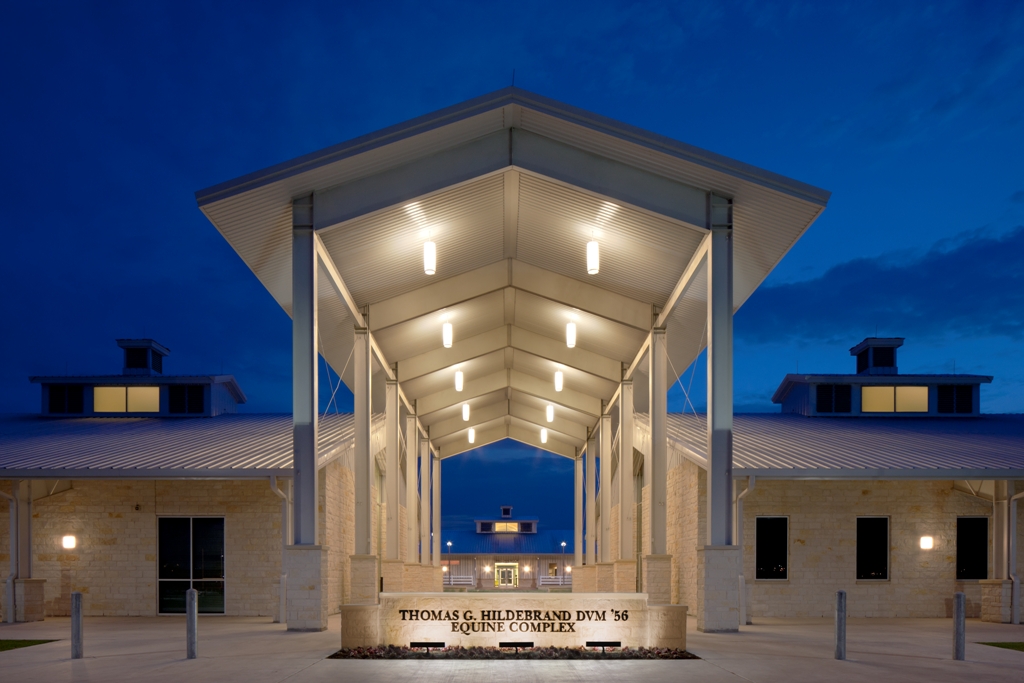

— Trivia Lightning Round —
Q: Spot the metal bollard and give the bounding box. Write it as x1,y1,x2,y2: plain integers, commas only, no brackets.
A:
835,590,847,660
186,588,198,660
953,592,965,661
71,592,83,659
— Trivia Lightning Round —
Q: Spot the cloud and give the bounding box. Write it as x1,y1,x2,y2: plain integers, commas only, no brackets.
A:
738,225,1024,344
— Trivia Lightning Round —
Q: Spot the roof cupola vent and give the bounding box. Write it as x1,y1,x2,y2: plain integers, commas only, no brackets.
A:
116,339,170,376
500,505,513,519
849,337,903,376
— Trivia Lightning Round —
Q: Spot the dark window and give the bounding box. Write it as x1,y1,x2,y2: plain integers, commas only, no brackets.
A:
479,522,493,533
169,385,205,414
816,384,852,414
956,517,988,580
938,385,975,414
47,384,84,414
186,385,205,414
520,522,534,533
151,353,163,374
816,385,834,413
500,506,512,518
125,348,149,369
755,517,788,580
857,349,869,373
856,517,889,580
873,347,895,368
158,517,225,614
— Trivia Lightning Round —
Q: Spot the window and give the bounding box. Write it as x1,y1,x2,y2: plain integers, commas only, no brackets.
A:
500,506,512,518
755,517,788,580
548,563,557,577
494,522,519,532
856,517,889,580
873,347,895,368
125,348,149,369
938,385,973,414
158,517,225,614
48,384,84,414
479,522,493,533
861,386,928,413
956,517,988,580
519,522,534,533
816,384,852,413
94,386,160,413
169,385,205,414
857,349,869,373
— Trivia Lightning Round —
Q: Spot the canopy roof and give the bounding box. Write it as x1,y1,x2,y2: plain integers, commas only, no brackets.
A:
197,88,829,459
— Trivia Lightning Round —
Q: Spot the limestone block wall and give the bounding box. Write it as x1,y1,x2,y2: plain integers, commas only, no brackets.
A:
742,479,999,618
666,461,704,609
322,459,355,610
609,503,620,564
0,482,12,621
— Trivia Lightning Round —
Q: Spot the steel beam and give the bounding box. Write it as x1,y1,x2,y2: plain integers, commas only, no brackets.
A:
600,413,612,563
585,432,597,564
432,453,441,567
292,195,318,545
650,328,667,554
655,233,710,328
574,453,583,567
419,438,431,566
354,328,373,555
618,381,635,561
405,414,419,563
385,380,400,560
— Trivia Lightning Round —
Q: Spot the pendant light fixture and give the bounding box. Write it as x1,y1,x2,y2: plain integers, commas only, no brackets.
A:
468,427,475,444
554,370,563,392
454,370,464,392
541,428,548,444
586,236,599,275
566,322,576,349
423,238,436,275
545,404,554,422
442,321,453,348
462,403,470,421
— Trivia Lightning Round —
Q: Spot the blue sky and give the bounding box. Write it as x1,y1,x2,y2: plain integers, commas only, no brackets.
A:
2,1,1021,528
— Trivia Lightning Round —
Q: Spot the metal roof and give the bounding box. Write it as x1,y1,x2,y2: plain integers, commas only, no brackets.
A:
666,413,1024,479
196,87,830,461
771,373,993,404
442,528,574,555
29,375,249,404
0,414,352,479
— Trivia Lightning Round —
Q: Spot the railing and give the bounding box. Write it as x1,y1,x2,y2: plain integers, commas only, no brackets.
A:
445,575,475,586
538,576,572,586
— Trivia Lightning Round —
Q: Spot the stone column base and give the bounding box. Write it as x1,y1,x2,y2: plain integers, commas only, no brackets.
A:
596,563,615,592
980,579,1012,623
382,559,405,593
340,604,381,648
285,545,329,631
14,578,45,622
642,554,672,605
571,565,597,592
350,554,379,604
613,559,637,592
696,545,740,632
648,604,687,649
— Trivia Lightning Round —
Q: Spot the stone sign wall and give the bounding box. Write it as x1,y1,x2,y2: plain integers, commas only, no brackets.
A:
341,592,686,650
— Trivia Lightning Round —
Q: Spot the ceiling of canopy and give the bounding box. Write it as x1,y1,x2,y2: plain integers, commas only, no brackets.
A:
197,87,829,459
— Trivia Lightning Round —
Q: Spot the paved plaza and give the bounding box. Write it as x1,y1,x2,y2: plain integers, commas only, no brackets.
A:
1,614,1022,682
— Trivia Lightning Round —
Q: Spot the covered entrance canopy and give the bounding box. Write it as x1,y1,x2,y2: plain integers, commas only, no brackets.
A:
196,88,829,604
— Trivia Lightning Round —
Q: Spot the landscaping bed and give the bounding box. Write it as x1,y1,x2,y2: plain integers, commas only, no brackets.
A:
329,645,698,659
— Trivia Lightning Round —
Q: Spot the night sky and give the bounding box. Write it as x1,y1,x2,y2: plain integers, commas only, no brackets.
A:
2,2,1021,531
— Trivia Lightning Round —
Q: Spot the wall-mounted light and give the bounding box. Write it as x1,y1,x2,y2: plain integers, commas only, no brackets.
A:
541,428,548,444
462,404,470,421
546,405,554,422
586,239,600,275
523,565,531,573
554,371,563,392
455,370,464,392
468,427,475,444
442,566,448,572
920,536,934,550
423,240,436,275
565,566,572,574
443,322,453,348
62,535,77,549
566,322,576,349
484,565,492,573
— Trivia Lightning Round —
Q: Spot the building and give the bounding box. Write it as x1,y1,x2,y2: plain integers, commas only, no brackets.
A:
440,506,573,589
2,89,1023,643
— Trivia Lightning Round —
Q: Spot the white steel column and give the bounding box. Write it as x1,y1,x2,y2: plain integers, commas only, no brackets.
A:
354,328,373,555
650,328,667,554
16,480,31,578
574,453,583,567
994,480,1009,579
405,415,418,563
706,194,734,546
291,195,318,545
385,380,400,560
600,413,612,563
431,453,441,567
619,381,635,561
419,438,430,566
585,434,597,564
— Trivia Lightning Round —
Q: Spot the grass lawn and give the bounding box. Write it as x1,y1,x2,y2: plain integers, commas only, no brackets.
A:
0,640,56,653
979,642,1024,653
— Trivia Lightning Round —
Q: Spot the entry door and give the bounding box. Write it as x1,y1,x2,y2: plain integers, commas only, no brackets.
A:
495,563,518,587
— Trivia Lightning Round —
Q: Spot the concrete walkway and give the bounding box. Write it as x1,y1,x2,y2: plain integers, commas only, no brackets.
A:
1,615,1023,682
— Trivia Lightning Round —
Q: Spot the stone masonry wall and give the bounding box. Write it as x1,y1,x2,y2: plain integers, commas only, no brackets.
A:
742,479,997,618
667,460,703,612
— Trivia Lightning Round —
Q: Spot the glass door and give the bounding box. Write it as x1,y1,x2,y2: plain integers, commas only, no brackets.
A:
495,563,518,587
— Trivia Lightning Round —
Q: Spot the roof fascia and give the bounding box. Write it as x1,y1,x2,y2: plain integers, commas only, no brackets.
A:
735,468,1024,480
